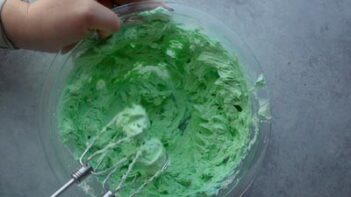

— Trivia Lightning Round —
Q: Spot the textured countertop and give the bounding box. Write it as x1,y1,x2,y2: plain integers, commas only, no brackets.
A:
0,0,350,196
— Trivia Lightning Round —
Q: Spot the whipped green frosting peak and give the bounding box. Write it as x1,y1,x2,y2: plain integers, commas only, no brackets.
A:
59,8,252,196
114,104,150,137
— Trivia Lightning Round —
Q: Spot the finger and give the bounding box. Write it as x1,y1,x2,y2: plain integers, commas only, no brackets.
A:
97,30,111,39
87,1,121,36
61,43,77,54
113,1,169,16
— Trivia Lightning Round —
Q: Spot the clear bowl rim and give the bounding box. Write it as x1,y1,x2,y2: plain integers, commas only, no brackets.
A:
38,1,272,196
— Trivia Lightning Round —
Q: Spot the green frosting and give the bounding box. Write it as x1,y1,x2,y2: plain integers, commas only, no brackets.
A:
59,8,252,197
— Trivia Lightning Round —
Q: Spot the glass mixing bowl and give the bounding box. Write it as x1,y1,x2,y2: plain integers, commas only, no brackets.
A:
39,1,271,196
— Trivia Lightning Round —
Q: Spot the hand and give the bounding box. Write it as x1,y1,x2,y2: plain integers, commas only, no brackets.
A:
1,0,140,52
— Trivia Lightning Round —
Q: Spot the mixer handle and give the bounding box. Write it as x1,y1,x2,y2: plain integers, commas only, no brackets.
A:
50,165,93,197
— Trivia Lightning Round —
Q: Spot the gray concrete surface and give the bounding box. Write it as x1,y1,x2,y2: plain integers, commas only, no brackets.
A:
1,0,351,196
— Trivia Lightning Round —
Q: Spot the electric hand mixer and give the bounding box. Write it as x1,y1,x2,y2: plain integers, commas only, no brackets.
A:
51,105,170,197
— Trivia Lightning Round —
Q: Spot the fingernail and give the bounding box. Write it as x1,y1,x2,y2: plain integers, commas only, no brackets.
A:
98,30,111,39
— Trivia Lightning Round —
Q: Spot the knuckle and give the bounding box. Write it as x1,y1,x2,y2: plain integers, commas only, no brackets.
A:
79,3,96,25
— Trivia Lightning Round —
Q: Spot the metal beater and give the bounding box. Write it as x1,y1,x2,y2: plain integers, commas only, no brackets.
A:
51,105,169,197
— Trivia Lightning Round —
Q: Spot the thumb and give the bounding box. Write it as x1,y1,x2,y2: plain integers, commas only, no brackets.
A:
87,1,121,38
